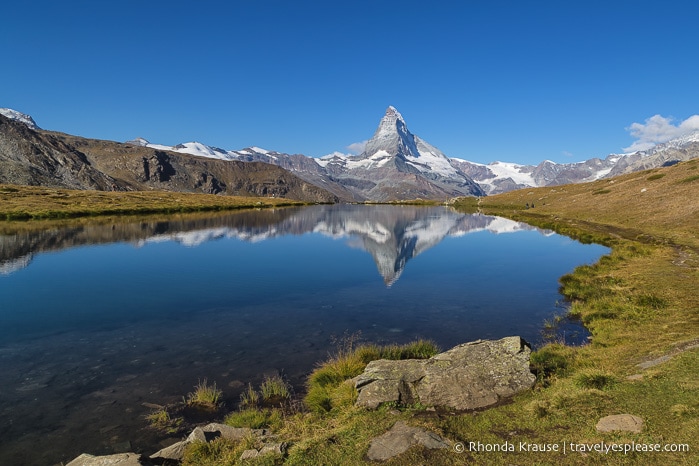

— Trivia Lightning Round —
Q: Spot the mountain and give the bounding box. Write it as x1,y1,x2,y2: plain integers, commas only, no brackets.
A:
316,107,485,200
137,107,485,201
451,133,699,194
0,113,338,203
4,105,698,199
135,105,698,198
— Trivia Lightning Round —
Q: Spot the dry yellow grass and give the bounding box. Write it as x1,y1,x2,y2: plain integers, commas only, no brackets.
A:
465,159,699,249
0,183,311,220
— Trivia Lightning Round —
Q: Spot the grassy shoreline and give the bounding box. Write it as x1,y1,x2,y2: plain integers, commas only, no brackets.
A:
0,184,314,221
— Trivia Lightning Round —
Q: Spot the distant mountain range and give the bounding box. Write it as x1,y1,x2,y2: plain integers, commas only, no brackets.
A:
2,106,699,200
126,106,699,196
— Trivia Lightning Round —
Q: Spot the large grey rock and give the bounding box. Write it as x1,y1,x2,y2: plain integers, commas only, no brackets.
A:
596,414,644,433
366,421,450,461
355,336,535,411
66,453,151,466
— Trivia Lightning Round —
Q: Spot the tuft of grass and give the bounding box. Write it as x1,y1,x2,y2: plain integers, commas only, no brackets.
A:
635,293,668,310
187,379,222,408
260,375,292,407
678,174,699,183
239,383,260,410
647,173,666,181
145,407,183,434
573,370,616,390
529,343,575,385
379,339,440,360
224,408,283,430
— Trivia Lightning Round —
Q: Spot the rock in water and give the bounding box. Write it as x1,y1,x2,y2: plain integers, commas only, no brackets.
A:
354,336,536,410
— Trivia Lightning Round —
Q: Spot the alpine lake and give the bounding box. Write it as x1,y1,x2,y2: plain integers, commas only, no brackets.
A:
0,204,609,465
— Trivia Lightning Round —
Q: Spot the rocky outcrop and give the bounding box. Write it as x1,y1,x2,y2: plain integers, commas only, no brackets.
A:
366,421,450,461
354,336,536,411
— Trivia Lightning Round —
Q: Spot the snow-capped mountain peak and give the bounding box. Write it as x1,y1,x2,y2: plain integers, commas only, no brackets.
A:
361,105,420,160
0,108,40,130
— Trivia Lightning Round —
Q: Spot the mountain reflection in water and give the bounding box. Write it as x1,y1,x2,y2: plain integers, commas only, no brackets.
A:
1,205,547,286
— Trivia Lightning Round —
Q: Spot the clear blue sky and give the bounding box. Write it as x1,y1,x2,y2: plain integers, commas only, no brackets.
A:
3,1,698,164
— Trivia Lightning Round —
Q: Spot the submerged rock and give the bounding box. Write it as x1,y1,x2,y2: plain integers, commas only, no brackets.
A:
354,336,536,411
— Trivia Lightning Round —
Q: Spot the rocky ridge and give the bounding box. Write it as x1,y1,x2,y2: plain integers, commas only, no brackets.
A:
0,113,338,203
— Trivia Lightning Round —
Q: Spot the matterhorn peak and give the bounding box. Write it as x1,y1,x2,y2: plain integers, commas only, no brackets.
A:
361,106,420,159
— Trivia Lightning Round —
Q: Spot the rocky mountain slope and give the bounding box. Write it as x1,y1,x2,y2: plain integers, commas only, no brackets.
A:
451,133,699,194
131,106,699,197
0,113,338,203
135,107,485,201
3,106,698,199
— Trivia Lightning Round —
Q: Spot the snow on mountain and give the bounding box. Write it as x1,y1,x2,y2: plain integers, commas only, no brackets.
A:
360,106,463,179
120,107,698,198
0,108,40,130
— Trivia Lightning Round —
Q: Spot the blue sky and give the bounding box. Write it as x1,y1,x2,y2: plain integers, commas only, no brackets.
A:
3,1,698,165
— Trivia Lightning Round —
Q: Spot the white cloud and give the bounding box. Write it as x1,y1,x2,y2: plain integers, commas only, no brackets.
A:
624,114,699,152
346,140,368,155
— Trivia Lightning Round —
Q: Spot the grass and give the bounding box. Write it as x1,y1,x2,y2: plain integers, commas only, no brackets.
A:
260,375,292,404
187,379,222,409
145,407,184,434
0,183,312,220
305,338,439,414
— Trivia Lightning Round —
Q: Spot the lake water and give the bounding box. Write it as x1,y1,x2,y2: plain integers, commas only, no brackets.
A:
0,205,608,465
